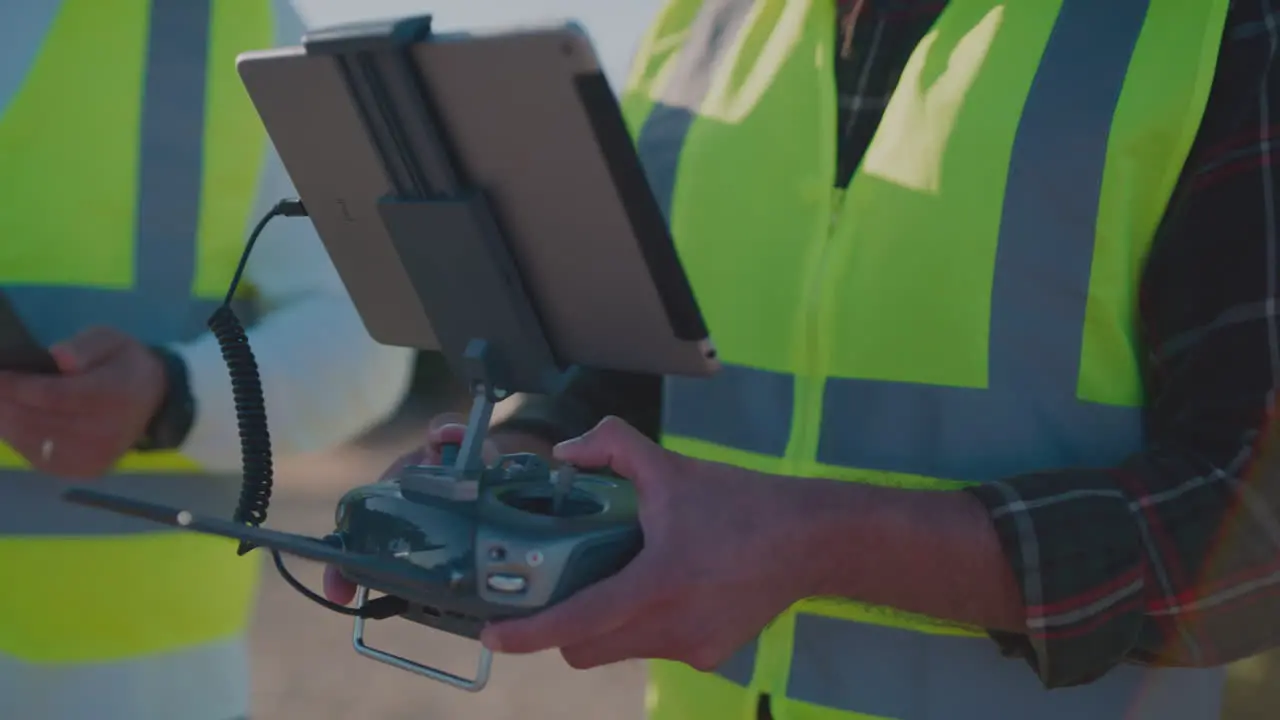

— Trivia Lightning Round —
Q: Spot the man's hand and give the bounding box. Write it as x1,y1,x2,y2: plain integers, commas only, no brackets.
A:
0,326,166,478
477,416,817,672
323,415,820,672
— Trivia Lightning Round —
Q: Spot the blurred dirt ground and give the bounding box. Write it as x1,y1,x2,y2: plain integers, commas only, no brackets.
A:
242,363,1280,720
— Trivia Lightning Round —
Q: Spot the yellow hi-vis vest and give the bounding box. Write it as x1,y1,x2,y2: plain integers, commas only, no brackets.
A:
0,1,301,717
622,0,1232,719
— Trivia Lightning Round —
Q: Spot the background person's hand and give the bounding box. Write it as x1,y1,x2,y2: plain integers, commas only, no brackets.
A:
0,326,166,478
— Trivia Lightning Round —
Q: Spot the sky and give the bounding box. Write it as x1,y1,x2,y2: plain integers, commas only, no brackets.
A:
292,0,663,87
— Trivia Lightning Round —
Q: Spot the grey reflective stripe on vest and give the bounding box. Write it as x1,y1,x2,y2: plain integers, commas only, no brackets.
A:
786,614,1225,719
817,0,1147,482
0,637,249,720
652,0,1145,484
640,0,1180,712
0,468,241,535
664,364,793,457
635,0,756,222
0,4,60,120
713,636,758,686
6,0,219,347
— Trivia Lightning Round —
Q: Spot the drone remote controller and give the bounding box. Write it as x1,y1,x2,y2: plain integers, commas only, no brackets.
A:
64,391,643,692
336,442,640,638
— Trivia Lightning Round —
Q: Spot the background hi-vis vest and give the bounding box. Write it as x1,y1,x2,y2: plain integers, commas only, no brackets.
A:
622,0,1233,718
0,1,301,717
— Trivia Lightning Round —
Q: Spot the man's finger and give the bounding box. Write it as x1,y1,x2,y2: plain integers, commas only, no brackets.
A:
0,402,39,462
426,423,470,467
552,416,659,489
426,412,465,435
0,403,97,474
0,372,22,404
480,552,655,655
49,326,127,374
323,566,357,605
559,619,673,670
0,371,57,409
428,422,468,449
0,369,93,412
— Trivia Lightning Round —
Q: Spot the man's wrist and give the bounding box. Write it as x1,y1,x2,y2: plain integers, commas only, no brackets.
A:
788,479,1025,632
780,478,895,600
134,346,196,452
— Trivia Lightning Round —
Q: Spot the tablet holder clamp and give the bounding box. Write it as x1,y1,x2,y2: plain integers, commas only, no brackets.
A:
60,15,644,693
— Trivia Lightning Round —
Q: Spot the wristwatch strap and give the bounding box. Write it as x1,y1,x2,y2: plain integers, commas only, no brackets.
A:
134,346,196,452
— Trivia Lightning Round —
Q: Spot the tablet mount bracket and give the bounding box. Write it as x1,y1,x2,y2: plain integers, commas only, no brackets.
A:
306,15,571,399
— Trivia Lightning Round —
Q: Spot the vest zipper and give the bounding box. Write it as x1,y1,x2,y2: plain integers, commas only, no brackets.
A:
793,187,847,467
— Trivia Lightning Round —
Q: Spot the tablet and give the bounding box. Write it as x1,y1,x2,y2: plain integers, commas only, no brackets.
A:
0,292,58,374
235,18,718,395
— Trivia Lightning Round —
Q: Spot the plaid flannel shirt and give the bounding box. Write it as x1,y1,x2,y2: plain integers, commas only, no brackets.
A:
498,0,1280,689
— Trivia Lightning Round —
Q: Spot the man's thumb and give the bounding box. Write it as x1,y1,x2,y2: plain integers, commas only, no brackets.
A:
323,566,357,605
552,416,648,482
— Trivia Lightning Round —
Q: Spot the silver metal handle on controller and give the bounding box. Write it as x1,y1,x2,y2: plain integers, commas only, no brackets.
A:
352,586,494,692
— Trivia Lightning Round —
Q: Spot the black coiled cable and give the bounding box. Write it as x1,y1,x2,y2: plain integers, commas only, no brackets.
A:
208,303,272,554
208,200,297,555
207,199,404,620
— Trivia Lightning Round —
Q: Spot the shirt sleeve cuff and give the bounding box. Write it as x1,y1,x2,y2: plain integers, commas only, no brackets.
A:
963,469,1149,688
167,296,415,472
